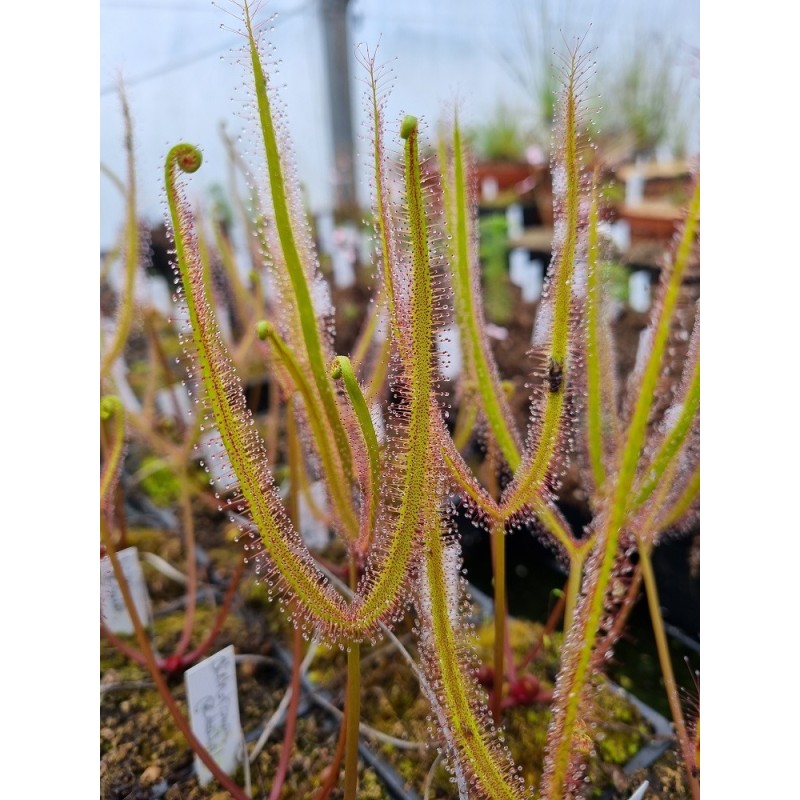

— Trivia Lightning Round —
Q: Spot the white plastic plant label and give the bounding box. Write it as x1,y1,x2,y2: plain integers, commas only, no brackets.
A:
100,546,152,635
509,248,544,303
627,780,649,800
629,270,652,312
625,171,645,206
185,645,243,786
436,325,463,380
299,481,331,550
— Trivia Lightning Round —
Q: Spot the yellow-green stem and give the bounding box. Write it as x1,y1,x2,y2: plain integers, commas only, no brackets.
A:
500,64,581,518
344,561,361,800
424,523,522,799
451,117,520,469
101,88,139,379
659,466,700,530
639,546,699,800
452,393,479,452
243,3,354,487
565,548,587,631
584,177,606,489
331,356,381,552
100,397,125,507
258,322,359,539
213,218,254,335
633,359,700,511
365,58,398,340
543,181,700,799
364,333,391,404
491,521,506,723
349,296,381,370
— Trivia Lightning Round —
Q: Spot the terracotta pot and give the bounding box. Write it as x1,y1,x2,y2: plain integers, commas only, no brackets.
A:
475,161,536,200
619,202,685,245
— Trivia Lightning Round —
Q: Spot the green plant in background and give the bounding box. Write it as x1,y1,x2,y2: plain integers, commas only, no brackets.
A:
478,214,514,326
601,260,629,305
100,84,141,382
471,102,530,162
100,77,264,693
136,455,182,507
103,2,700,798
500,3,697,162
497,0,560,148
600,37,693,158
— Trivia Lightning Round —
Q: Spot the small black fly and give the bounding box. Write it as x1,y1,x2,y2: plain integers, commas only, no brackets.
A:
547,358,564,393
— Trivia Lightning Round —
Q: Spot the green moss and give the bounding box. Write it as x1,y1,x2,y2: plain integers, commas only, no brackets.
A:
472,617,649,791
358,768,387,799
127,526,171,553
100,638,145,679
479,213,514,325
305,640,347,686
139,456,182,507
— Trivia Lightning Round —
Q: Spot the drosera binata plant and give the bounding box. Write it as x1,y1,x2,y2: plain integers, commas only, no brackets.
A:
154,2,700,798
433,42,700,800
100,97,251,681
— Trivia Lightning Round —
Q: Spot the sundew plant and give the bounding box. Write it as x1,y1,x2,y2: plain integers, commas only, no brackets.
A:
104,1,700,797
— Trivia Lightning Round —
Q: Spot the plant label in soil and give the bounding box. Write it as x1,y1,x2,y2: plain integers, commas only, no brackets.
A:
100,546,152,634
627,780,650,800
185,645,243,786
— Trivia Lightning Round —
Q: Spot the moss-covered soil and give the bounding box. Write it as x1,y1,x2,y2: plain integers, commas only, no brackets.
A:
101,518,691,799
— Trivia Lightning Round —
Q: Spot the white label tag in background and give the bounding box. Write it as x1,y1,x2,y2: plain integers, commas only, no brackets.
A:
185,645,243,786
100,546,152,635
509,248,544,304
199,431,235,491
436,325,463,381
155,383,192,425
298,480,330,550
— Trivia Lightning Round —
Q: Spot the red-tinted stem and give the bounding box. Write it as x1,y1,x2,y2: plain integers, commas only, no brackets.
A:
490,520,506,723
114,481,129,550
102,554,244,674
315,709,349,800
173,479,199,660
590,565,643,671
101,622,148,668
503,613,517,683
183,555,246,665
268,624,304,800
100,518,249,798
516,580,568,673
